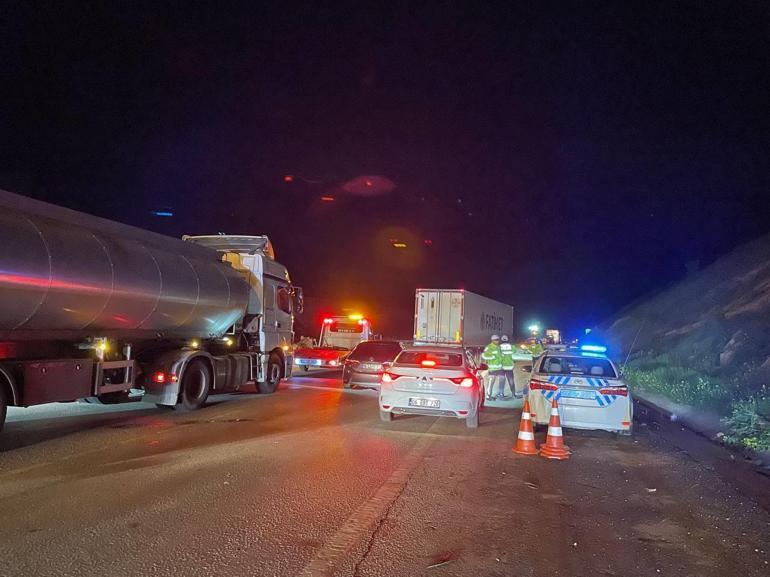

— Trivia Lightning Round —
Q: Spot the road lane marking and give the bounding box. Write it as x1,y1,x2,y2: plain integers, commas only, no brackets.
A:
286,382,377,395
299,432,435,577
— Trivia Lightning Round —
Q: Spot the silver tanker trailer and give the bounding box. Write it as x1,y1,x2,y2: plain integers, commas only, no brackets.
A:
0,189,302,432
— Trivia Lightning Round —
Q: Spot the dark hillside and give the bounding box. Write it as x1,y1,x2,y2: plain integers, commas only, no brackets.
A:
599,234,770,450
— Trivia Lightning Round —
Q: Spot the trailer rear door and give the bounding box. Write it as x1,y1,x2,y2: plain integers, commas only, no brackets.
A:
414,290,464,344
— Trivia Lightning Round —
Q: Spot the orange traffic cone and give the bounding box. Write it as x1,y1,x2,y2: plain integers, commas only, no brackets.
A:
512,398,538,455
539,397,571,460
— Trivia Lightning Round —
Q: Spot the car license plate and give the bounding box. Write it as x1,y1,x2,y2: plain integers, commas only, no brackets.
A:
560,389,596,400
297,359,321,366
409,398,440,408
360,363,381,371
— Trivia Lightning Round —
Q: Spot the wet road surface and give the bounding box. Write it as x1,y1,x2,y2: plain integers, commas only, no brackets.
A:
1,371,769,576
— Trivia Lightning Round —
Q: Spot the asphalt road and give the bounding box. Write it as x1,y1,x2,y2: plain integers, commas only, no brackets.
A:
1,370,769,577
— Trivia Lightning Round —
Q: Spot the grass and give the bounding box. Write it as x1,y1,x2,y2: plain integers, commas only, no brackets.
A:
624,356,770,452
623,365,730,412
721,396,770,452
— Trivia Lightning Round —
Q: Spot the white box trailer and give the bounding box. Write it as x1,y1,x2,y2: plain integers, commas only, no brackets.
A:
413,289,514,348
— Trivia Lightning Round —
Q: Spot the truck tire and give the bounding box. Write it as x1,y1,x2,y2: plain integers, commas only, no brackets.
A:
0,385,7,433
178,358,211,411
258,353,282,394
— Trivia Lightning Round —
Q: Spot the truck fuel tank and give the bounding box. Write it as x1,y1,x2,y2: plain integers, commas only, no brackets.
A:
0,189,250,341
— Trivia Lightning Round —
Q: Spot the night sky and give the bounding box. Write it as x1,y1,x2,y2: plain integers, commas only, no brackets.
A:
2,2,768,338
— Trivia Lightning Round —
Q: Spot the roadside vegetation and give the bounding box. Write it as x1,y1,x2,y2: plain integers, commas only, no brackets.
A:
623,352,770,452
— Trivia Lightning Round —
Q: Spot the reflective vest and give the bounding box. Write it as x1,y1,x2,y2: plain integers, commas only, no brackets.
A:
481,342,503,371
500,342,514,370
526,342,545,357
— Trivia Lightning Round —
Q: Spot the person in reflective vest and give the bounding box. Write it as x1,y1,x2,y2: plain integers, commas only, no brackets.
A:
481,335,506,400
500,335,515,398
525,339,544,358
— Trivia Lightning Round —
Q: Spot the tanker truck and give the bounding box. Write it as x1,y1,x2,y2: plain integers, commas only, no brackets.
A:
0,189,303,432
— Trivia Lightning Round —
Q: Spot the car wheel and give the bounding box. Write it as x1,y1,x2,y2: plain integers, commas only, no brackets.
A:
177,358,212,411
379,409,393,422
466,408,479,428
258,353,282,394
0,385,7,433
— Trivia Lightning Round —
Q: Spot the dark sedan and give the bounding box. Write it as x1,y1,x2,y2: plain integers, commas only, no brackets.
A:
342,340,404,389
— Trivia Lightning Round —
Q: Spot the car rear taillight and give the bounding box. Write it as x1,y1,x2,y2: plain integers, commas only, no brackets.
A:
448,375,475,387
599,387,628,396
529,380,558,391
382,372,402,383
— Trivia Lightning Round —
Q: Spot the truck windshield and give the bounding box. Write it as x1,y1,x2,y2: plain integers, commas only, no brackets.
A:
539,356,617,379
330,322,363,333
396,351,464,368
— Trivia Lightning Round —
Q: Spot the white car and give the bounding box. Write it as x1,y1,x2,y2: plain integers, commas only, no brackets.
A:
379,345,485,428
528,347,633,434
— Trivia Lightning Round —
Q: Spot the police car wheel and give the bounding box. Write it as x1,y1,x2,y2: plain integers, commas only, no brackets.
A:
0,385,7,433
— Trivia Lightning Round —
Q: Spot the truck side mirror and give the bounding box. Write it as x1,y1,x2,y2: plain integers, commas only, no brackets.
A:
293,286,304,314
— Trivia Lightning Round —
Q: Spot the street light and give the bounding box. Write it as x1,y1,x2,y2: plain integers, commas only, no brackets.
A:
528,323,540,336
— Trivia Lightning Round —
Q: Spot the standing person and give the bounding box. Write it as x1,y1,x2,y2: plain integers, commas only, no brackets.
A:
481,334,505,401
526,337,544,358
500,335,515,398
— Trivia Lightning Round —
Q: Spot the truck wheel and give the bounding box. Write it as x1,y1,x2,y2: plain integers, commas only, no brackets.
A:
0,385,7,433
178,358,211,411
466,408,479,428
379,409,393,422
258,353,282,394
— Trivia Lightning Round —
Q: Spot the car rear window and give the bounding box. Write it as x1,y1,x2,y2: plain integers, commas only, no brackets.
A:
349,342,402,361
539,356,617,379
395,351,464,367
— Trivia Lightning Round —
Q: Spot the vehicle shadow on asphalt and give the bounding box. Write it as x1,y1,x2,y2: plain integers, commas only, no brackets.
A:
1,407,163,452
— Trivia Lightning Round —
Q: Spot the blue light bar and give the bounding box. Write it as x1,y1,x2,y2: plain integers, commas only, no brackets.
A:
580,344,607,353
581,351,605,358
151,210,174,217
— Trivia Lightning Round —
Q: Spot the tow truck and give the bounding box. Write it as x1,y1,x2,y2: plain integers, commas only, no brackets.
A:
294,315,373,371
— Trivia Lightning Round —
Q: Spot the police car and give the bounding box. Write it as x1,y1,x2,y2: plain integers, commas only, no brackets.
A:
527,345,633,434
